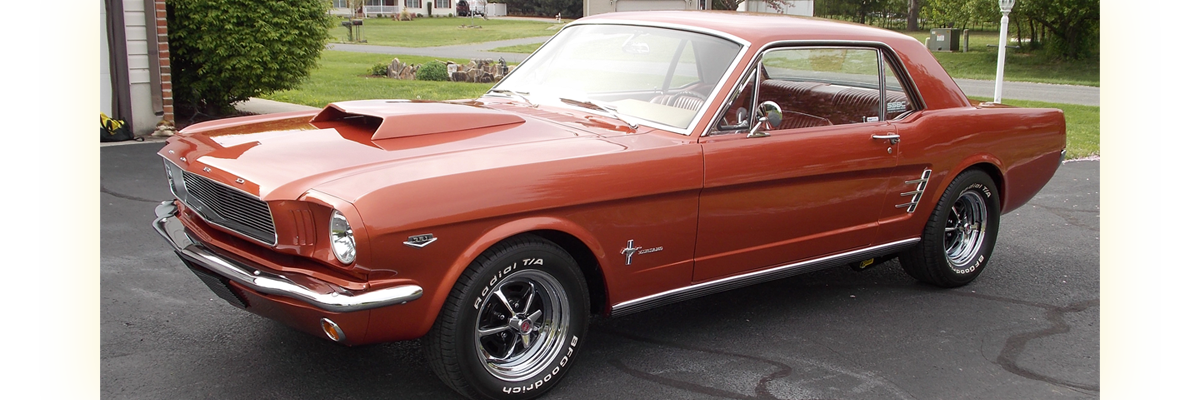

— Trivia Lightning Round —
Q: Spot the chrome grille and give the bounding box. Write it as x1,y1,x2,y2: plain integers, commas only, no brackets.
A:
180,170,276,245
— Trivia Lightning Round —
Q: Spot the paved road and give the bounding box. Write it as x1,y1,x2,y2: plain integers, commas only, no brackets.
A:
329,37,1098,106
102,141,1098,399
954,78,1099,106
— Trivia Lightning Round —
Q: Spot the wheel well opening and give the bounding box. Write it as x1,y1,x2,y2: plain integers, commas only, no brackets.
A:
968,163,1005,207
529,230,608,316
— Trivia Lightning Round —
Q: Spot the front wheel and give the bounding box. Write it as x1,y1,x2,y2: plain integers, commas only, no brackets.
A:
900,169,1001,287
423,235,589,400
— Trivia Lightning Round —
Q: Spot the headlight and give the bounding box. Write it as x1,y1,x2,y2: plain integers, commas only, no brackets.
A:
330,210,356,264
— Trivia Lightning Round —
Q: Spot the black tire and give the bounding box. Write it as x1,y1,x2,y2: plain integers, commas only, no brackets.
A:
899,169,1001,288
423,235,589,400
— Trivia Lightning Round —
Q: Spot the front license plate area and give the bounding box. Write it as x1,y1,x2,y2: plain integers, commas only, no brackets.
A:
185,261,249,308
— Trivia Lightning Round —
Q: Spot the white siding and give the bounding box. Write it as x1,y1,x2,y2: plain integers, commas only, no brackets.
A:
585,0,700,17
101,0,112,116
123,0,157,135
740,0,813,16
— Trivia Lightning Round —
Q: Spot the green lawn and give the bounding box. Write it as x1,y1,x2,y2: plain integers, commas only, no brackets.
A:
970,97,1099,159
901,31,1099,87
329,16,561,47
259,51,493,106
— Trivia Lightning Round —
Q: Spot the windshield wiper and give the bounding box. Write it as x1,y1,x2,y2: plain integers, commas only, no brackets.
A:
485,89,535,106
558,97,639,131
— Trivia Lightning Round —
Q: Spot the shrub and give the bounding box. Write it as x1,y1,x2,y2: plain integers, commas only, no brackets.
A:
166,0,331,115
370,62,389,76
414,61,449,81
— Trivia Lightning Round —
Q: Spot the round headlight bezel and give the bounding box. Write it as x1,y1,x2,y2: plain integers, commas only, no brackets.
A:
329,209,357,265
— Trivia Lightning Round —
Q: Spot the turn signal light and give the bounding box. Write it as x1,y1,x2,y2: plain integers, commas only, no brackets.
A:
320,318,345,342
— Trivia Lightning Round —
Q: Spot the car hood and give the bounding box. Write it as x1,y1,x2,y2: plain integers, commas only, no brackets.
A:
159,99,652,202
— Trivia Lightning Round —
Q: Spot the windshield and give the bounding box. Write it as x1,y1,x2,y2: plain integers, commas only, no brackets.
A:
492,24,742,131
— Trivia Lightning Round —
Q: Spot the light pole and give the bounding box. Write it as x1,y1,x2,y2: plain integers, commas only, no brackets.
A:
994,0,1015,103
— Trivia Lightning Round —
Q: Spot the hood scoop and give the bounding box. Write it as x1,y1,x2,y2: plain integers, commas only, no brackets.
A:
311,100,526,140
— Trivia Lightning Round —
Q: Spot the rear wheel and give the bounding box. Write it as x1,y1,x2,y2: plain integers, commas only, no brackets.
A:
900,169,1000,287
423,235,589,400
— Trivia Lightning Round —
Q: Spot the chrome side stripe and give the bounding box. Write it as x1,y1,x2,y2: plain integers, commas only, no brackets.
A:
609,238,920,317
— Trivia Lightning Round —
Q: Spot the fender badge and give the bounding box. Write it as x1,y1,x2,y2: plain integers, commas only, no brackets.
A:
404,234,437,248
621,240,663,266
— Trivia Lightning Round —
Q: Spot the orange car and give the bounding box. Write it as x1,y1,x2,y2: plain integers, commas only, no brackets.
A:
153,11,1064,400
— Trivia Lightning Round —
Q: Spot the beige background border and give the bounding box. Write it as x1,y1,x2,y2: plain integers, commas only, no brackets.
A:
44,0,1152,396
1099,0,1156,396
39,0,100,396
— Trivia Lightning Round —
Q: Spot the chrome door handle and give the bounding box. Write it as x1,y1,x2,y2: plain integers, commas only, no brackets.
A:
872,134,900,144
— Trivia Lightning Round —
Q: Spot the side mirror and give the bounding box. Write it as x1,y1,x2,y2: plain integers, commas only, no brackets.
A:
748,101,783,138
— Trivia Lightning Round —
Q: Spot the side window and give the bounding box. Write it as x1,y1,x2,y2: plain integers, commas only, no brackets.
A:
757,47,883,129
882,60,917,119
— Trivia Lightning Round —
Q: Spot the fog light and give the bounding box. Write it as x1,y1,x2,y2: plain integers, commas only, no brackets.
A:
320,318,345,342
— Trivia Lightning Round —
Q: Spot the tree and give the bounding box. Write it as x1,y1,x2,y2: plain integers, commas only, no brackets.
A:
1021,0,1099,59
167,0,331,115
906,0,919,31
815,0,887,24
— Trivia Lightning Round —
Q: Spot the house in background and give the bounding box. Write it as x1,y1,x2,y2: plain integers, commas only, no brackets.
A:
331,0,458,17
583,0,813,17
584,0,701,16
738,0,813,16
102,0,173,136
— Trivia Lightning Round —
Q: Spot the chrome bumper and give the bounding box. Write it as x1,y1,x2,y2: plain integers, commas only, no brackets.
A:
152,201,423,313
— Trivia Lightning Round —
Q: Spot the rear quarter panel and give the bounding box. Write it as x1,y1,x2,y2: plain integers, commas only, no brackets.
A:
876,105,1066,244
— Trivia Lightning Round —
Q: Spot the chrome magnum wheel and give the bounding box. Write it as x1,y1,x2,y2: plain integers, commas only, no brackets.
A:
901,169,1000,287
423,235,589,400
474,269,570,381
944,190,988,270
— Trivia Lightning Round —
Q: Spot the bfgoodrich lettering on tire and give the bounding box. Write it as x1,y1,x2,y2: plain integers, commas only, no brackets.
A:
900,169,1001,288
423,235,589,400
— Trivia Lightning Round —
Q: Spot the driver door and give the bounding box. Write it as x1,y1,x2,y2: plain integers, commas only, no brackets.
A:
692,46,901,282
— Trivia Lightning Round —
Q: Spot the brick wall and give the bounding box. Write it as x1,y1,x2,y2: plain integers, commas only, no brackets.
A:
154,0,173,123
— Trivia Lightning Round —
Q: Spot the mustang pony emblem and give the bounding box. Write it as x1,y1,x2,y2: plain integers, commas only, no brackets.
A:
621,240,663,265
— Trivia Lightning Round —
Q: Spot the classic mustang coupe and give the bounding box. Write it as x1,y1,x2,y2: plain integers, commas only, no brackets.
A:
153,11,1064,400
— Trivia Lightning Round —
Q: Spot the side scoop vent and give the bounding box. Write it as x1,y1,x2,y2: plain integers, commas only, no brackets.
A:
311,100,526,140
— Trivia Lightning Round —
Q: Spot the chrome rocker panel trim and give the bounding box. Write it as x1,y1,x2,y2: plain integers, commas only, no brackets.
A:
153,201,423,313
610,238,921,317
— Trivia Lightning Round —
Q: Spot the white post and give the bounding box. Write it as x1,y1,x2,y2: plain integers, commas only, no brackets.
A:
994,0,1015,103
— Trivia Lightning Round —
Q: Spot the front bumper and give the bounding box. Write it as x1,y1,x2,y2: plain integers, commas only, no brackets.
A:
152,201,423,313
